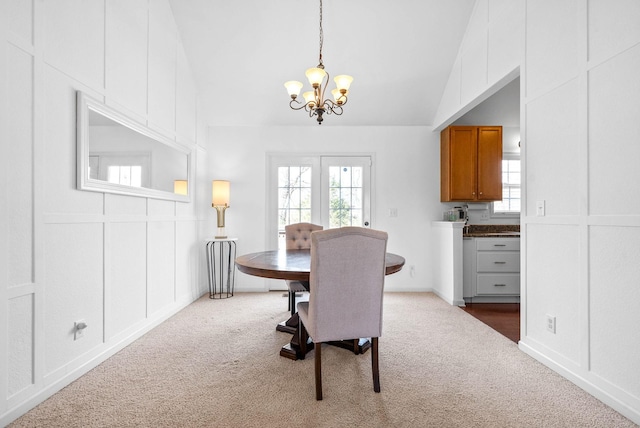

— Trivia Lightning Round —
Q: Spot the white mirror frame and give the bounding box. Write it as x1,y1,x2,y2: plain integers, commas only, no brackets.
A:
76,91,193,202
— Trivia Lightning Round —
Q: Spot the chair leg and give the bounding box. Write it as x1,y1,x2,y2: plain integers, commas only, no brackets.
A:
372,337,380,393
315,342,323,400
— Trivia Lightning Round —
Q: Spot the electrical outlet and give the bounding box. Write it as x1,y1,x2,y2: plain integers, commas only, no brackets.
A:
409,265,415,278
480,211,490,220
74,320,87,340
389,208,398,218
546,314,556,334
536,200,546,216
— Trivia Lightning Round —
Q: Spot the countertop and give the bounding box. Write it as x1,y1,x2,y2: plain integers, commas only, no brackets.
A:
463,224,520,238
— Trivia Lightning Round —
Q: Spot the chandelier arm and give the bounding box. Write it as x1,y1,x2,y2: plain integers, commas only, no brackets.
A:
322,100,344,116
289,99,315,112
318,70,330,107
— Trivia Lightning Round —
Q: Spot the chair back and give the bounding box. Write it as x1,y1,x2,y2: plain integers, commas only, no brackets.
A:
307,227,388,343
285,223,323,250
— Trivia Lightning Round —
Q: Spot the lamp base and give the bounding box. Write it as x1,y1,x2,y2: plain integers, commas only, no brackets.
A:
215,226,226,239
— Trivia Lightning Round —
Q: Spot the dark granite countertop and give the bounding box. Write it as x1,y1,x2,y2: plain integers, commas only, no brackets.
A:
463,224,520,238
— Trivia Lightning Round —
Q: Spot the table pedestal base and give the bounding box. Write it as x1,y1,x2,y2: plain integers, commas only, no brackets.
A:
276,313,299,335
279,322,371,361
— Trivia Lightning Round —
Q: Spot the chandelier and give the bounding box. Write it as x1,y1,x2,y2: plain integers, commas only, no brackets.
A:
284,0,353,125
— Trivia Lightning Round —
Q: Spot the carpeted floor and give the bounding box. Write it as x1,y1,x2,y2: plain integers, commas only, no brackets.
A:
9,292,637,427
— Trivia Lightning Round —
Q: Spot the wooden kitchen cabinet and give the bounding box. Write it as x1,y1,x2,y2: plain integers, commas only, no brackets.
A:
440,126,502,202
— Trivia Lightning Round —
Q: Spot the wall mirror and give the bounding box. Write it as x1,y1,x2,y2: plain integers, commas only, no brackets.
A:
77,91,193,202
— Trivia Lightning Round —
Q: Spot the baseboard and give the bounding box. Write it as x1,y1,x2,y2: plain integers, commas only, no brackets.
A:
0,294,200,427
519,341,640,425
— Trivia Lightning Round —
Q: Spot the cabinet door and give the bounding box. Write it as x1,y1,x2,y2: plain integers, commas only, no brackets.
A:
443,126,477,201
477,127,502,201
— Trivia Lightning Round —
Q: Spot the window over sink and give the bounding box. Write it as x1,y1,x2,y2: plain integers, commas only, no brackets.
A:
492,157,520,216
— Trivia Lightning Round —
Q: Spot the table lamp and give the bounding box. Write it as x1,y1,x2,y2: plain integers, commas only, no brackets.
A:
212,180,230,238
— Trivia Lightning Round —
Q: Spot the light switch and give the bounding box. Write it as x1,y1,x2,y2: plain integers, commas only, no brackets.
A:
536,200,545,217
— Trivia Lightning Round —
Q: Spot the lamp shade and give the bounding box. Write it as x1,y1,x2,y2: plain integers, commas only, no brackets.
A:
284,80,303,98
174,180,188,195
331,88,347,104
302,91,316,107
334,75,353,92
212,180,230,206
305,67,327,87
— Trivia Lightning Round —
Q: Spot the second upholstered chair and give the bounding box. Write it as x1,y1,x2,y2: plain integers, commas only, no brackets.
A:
297,226,388,400
284,222,323,315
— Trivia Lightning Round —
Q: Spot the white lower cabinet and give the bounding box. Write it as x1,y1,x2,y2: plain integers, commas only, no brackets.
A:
463,237,520,303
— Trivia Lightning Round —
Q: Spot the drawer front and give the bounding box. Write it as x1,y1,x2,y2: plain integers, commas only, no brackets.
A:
477,252,520,272
476,239,520,251
477,274,520,295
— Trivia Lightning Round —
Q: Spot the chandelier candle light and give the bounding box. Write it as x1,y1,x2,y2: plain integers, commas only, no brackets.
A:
212,180,230,239
284,0,353,125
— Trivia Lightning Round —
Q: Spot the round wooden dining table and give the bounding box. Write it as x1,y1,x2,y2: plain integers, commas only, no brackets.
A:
235,249,405,360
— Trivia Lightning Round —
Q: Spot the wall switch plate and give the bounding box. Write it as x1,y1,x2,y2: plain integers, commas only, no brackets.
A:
546,314,556,334
480,211,490,220
389,208,398,218
536,200,546,216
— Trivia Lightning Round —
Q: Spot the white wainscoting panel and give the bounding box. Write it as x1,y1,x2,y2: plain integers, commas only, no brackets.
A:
107,222,147,340
587,0,640,66
525,224,581,366
105,0,148,116
525,79,581,217
8,293,34,397
148,0,177,133
147,221,176,315
589,226,640,400
43,0,104,90
525,0,579,101
588,43,640,216
7,44,34,286
44,222,104,376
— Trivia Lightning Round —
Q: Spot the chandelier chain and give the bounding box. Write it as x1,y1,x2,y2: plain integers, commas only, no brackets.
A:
318,0,323,66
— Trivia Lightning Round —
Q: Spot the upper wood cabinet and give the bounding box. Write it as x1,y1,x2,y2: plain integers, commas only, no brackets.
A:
440,126,502,202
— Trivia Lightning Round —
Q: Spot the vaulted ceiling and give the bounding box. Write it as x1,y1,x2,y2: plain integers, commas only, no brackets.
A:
168,0,477,127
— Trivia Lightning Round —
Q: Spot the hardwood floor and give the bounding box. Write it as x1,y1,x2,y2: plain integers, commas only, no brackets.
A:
460,303,520,343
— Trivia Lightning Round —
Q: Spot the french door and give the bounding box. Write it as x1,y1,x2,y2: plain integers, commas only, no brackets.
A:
267,155,372,252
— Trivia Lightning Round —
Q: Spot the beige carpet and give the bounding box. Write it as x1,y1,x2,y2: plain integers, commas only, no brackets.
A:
10,292,637,428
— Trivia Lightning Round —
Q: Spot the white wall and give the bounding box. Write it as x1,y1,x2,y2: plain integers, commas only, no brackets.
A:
0,0,208,424
434,0,640,424
208,125,440,293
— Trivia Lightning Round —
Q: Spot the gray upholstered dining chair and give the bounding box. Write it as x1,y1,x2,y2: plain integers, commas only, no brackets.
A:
296,226,388,400
284,222,323,315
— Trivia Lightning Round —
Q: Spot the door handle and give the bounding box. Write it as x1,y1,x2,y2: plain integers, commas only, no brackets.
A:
364,221,370,227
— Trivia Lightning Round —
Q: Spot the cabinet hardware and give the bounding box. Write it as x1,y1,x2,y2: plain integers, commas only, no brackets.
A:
494,284,507,287
493,244,506,247
494,261,506,264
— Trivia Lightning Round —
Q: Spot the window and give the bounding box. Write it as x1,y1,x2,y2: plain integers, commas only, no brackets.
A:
493,158,520,215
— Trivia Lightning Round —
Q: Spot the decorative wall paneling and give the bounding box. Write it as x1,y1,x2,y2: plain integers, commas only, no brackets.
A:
433,0,640,423
0,0,207,424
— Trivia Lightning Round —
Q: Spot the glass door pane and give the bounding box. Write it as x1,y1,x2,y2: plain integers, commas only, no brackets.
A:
321,156,371,229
